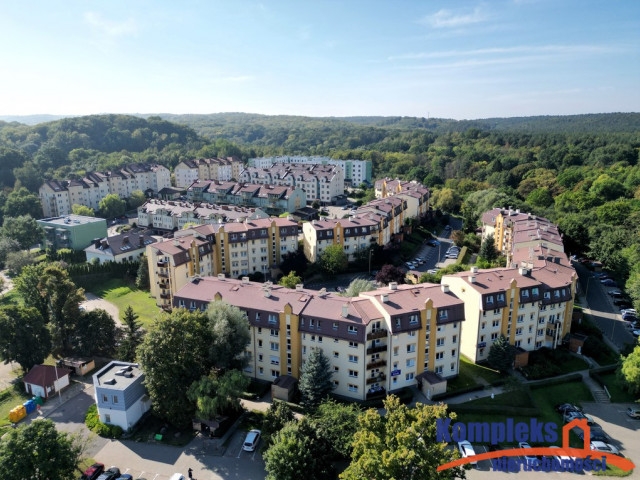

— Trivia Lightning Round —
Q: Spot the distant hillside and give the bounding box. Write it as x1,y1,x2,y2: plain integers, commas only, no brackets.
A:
0,114,78,125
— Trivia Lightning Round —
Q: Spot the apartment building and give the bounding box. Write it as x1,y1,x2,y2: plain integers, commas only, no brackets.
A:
84,228,158,264
137,199,268,232
174,157,245,188
239,163,344,205
186,180,306,215
39,164,171,217
248,156,372,185
442,250,576,364
147,218,299,307
481,207,564,258
172,277,464,401
302,217,379,262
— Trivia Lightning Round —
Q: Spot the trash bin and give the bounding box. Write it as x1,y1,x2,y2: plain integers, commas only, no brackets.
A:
23,399,36,414
33,395,43,406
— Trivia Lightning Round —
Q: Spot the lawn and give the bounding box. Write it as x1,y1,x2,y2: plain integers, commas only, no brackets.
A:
519,347,589,380
598,372,637,403
450,380,594,448
446,356,502,392
86,278,160,329
0,384,30,435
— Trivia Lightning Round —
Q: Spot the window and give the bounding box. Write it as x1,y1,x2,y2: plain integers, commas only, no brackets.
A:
486,296,494,305
348,370,358,378
436,338,445,346
452,335,457,344
333,351,339,358
492,320,499,327
334,366,339,372
493,309,500,315
408,330,416,337
349,354,358,363
438,310,448,320
258,354,263,362
270,342,279,351
409,314,419,324
481,322,486,330
406,344,416,353
435,366,443,374
451,362,456,371
395,318,401,328
435,352,444,360
515,328,523,336
348,325,358,334
393,346,399,356
349,341,358,348
521,289,529,298
102,394,108,403
544,291,551,300
270,329,278,337
348,384,358,392
406,358,416,368
405,372,414,381
268,314,277,324
514,340,521,348
105,414,111,423
532,287,539,296
491,333,498,340
497,293,505,302
271,370,280,378
270,356,279,365
302,346,306,354
333,322,338,330
517,315,524,323
258,340,263,348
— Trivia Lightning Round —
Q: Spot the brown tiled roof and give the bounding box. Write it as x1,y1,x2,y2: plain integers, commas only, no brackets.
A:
23,365,71,387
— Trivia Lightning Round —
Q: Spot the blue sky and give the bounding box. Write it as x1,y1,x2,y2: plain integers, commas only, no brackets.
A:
1,1,638,119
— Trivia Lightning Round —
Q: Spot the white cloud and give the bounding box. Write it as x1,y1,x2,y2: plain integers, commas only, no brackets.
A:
419,6,488,28
84,12,138,37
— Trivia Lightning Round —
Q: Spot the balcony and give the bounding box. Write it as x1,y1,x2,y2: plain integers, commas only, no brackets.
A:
366,359,387,369
365,385,386,400
366,344,387,355
160,293,170,300
157,260,168,267
366,373,386,385
367,328,387,341
158,272,169,278
159,281,169,289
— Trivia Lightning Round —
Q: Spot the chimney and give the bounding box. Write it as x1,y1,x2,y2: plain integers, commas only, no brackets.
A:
217,273,225,280
441,284,450,293
264,288,271,298
242,276,249,284
518,267,529,276
295,284,303,291
468,276,476,283
341,304,348,318
381,294,389,303
173,239,179,246
471,266,478,273
389,282,398,290
318,287,327,297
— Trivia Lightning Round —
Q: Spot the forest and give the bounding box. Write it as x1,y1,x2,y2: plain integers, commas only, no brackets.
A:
0,112,639,310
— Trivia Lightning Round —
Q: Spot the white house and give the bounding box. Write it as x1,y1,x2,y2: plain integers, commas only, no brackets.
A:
93,361,151,431
22,365,71,400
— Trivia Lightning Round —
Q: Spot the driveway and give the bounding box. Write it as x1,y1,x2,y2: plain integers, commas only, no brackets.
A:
82,293,121,326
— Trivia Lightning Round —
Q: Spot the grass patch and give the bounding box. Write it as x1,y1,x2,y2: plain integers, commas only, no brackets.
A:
519,347,589,380
598,372,638,403
447,356,502,391
593,464,634,477
85,278,159,329
76,458,97,476
0,384,30,427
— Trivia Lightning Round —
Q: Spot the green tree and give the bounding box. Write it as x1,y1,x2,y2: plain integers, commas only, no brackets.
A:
14,263,49,320
618,344,640,395
13,161,44,192
187,369,249,419
0,237,20,268
0,419,82,480
431,188,462,213
487,334,514,372
344,278,375,297
118,306,144,362
0,306,51,371
262,400,295,448
278,271,302,289
589,226,630,276
264,419,333,480
451,230,465,247
98,193,126,219
74,309,117,356
2,215,44,249
135,254,150,289
205,301,251,370
298,347,333,412
4,250,36,274
526,187,554,208
138,309,211,427
478,233,498,262
127,190,147,209
312,399,360,460
590,174,627,201
38,265,85,354
72,204,95,216
3,187,43,219
318,244,348,276
341,396,466,480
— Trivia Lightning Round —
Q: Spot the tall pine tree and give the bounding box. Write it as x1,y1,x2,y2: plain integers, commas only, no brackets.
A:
298,348,333,412
118,306,143,362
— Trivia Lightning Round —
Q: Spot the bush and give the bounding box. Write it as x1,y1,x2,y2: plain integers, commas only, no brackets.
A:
84,404,123,439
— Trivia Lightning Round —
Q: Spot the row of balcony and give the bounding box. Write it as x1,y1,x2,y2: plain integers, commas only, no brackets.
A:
366,344,387,355
366,373,386,385
366,359,387,370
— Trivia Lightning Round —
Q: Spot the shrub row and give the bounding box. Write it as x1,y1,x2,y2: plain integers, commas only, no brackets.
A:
431,384,485,401
85,404,123,439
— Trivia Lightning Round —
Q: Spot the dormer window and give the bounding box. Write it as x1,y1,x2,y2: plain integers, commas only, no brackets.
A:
544,291,551,300
486,296,494,305
438,310,448,320
532,287,539,296
496,293,505,302
521,290,529,298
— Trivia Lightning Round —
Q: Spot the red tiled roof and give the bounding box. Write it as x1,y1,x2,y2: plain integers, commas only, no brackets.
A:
22,365,71,387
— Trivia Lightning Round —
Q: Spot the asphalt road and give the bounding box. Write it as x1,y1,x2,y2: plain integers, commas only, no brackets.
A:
573,263,636,352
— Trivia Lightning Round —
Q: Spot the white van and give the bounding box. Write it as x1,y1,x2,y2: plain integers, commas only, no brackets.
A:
169,474,185,480
243,429,262,451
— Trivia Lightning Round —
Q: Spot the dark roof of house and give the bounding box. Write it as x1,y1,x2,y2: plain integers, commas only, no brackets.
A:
159,187,183,195
273,375,297,389
416,371,446,385
22,365,72,387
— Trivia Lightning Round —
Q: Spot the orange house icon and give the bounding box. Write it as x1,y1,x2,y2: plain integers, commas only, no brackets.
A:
563,418,590,450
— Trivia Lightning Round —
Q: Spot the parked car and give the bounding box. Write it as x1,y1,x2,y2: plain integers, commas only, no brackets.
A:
445,253,459,259
608,290,624,296
117,475,133,480
426,269,439,275
555,403,582,414
80,463,105,480
590,441,620,455
518,441,537,462
243,429,262,451
564,411,596,425
626,407,640,418
96,468,121,480
426,240,439,247
621,309,637,316
632,330,640,337
595,272,610,279
457,440,477,466
575,426,608,442
550,446,574,463
169,475,185,480
622,312,637,321
601,279,618,287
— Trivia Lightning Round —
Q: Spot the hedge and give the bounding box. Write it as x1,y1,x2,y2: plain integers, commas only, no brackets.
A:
85,404,123,439
455,246,468,265
431,384,485,401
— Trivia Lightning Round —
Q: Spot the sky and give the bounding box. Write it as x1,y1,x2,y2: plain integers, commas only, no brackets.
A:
1,0,639,119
